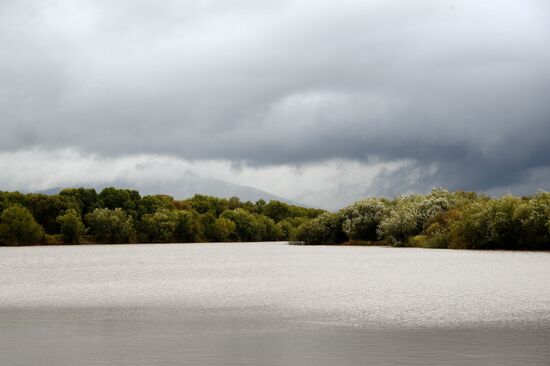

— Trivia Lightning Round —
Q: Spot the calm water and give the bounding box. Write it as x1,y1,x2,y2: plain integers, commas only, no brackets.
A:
1,243,549,365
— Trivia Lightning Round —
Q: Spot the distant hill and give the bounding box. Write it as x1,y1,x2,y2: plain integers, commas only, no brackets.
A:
33,175,303,206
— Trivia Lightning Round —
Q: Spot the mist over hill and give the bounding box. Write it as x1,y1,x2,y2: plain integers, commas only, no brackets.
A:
34,174,302,206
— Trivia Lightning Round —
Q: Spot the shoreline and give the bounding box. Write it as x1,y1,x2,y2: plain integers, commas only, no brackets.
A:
1,241,549,252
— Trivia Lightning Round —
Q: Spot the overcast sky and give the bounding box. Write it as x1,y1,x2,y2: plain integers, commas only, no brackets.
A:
1,0,549,209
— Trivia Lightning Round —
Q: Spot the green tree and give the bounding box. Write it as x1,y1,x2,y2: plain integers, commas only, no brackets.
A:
241,201,257,214
227,196,242,210
288,205,325,219
139,210,178,243
255,214,280,241
86,208,136,243
220,209,261,241
276,217,310,241
98,187,141,217
0,204,45,245
56,209,86,244
186,194,228,216
174,210,203,242
263,201,291,223
0,191,26,213
276,220,293,241
59,188,100,217
513,191,550,249
210,217,237,242
296,212,346,245
24,194,72,234
137,195,174,217
449,195,522,249
254,199,266,214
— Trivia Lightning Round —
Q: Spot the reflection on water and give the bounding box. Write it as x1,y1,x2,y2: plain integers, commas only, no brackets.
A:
1,243,549,365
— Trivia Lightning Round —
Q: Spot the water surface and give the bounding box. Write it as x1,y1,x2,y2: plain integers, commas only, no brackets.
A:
1,243,549,365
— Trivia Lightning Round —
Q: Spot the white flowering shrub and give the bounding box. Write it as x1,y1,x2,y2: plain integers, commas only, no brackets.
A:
377,188,455,245
416,188,454,228
377,202,420,245
340,198,389,241
294,188,550,249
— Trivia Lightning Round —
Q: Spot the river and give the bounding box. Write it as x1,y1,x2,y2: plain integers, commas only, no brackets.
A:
1,242,549,365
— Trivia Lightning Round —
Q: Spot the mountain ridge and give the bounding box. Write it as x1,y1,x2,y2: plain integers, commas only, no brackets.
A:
32,176,305,206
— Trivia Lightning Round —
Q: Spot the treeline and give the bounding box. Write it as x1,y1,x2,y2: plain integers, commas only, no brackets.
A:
0,188,324,245
296,189,550,250
2,187,549,249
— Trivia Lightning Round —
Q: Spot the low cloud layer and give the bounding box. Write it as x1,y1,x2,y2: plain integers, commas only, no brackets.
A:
1,0,549,207
0,149,412,209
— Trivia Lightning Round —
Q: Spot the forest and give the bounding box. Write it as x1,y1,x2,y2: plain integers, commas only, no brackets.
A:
0,187,549,250
0,188,323,246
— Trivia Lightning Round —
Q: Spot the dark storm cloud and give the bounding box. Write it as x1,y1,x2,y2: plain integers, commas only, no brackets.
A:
1,0,550,194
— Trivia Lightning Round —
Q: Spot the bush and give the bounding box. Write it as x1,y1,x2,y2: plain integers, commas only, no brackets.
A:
407,235,430,248
45,234,64,245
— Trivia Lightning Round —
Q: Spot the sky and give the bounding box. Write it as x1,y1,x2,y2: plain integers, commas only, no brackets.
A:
1,0,549,209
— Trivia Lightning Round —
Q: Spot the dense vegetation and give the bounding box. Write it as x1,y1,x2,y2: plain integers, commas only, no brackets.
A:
0,188,324,245
1,187,549,250
296,189,550,250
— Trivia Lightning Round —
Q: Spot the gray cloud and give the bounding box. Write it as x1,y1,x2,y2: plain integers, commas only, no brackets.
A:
1,0,550,200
